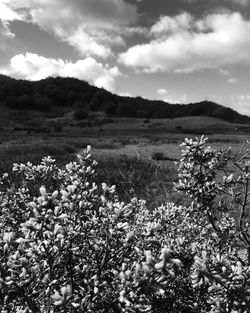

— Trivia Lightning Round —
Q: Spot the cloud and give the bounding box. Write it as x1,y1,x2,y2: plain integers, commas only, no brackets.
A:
119,12,250,73
0,53,121,92
163,94,188,104
186,0,250,5
157,88,168,95
0,20,15,50
206,93,250,116
226,0,249,6
0,2,24,50
227,77,238,84
122,26,147,37
228,94,250,115
150,13,193,36
156,88,188,104
61,29,113,59
0,20,14,39
0,0,138,58
218,69,230,75
0,2,24,21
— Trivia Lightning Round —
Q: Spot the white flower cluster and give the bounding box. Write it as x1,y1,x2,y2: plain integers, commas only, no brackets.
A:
0,141,250,312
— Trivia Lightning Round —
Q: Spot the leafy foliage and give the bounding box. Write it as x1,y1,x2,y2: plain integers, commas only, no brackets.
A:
0,138,250,312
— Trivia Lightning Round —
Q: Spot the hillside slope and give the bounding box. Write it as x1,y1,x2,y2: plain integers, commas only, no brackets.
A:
0,75,249,125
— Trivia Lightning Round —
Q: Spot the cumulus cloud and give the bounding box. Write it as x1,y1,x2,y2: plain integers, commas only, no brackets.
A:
0,2,25,21
0,2,24,49
163,94,188,104
119,12,250,73
157,88,168,95
0,0,138,58
0,53,121,92
156,88,188,104
150,13,193,36
227,77,238,84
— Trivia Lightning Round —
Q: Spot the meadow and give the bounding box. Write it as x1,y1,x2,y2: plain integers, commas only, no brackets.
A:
1,117,250,312
1,115,248,206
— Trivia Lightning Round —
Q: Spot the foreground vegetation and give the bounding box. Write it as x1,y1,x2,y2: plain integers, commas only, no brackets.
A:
0,136,250,312
0,142,180,207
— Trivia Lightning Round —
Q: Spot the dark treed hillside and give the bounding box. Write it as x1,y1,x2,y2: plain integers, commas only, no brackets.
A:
0,74,249,124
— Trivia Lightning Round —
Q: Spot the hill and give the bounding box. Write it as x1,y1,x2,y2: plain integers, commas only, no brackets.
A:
0,74,249,125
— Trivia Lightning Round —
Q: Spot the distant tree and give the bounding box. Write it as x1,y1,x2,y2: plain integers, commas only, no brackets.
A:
74,109,89,120
5,96,18,108
15,82,33,96
212,107,234,121
34,96,52,112
0,90,4,101
96,89,111,102
190,106,206,116
6,94,34,110
17,94,34,110
67,91,78,106
3,84,17,98
155,105,173,118
48,87,66,106
80,92,92,103
90,96,101,111
73,100,88,109
117,103,137,117
104,101,117,115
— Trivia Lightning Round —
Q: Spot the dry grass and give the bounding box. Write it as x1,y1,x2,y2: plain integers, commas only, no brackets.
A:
0,117,249,208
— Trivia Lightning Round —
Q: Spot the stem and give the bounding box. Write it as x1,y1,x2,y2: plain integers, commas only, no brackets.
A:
16,284,41,313
69,249,74,294
111,301,122,313
206,209,221,234
238,177,250,264
248,247,250,266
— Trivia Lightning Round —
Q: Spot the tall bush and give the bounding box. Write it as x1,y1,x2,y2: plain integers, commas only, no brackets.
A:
0,138,250,312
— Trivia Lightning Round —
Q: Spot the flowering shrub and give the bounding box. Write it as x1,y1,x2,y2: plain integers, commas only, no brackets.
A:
0,138,250,312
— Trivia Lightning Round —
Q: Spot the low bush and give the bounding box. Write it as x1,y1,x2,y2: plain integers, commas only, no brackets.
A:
73,110,89,120
151,151,166,161
151,151,177,161
0,137,250,312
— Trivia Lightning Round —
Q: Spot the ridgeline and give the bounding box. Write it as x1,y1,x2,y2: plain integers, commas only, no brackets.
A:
0,74,249,124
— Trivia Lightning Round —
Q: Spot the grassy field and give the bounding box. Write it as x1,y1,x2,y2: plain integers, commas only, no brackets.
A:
1,115,249,208
0,142,183,207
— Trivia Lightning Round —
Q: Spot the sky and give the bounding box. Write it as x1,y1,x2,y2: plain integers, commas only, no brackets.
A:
1,0,250,115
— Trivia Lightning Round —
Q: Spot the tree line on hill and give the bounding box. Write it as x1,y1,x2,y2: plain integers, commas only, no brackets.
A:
0,74,249,123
